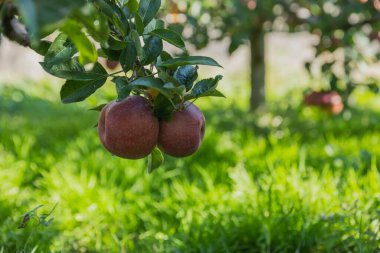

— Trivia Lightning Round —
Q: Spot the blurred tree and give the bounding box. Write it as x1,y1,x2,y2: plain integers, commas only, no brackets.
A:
163,0,380,111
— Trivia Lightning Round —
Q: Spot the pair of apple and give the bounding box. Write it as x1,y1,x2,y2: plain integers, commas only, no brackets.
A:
304,91,344,115
98,96,205,159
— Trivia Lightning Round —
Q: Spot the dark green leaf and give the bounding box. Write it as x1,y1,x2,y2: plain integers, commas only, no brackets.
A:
113,77,132,100
174,65,198,91
153,94,175,121
42,60,108,81
141,36,163,65
159,56,222,68
119,41,137,73
44,33,76,68
147,147,164,173
60,63,108,103
61,78,107,104
185,75,224,100
30,40,52,56
135,13,144,35
138,0,161,25
129,77,172,100
130,30,143,59
144,18,165,34
148,29,186,50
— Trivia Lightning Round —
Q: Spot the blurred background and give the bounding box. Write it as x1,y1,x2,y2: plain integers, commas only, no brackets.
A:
0,0,380,252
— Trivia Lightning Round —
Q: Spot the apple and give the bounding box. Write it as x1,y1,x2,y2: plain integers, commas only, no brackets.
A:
98,96,159,159
158,103,206,157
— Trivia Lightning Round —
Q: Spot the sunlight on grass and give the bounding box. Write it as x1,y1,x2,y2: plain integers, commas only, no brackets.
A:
0,81,379,252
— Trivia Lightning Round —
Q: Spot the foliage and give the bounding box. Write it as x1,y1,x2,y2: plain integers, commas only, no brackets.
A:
0,83,379,252
163,0,380,99
0,0,224,169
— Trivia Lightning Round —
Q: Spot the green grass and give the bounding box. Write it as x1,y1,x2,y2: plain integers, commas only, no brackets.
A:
0,82,379,252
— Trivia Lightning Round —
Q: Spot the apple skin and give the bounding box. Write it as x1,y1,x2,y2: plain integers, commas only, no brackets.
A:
106,60,119,70
98,96,159,159
158,103,206,158
304,91,344,115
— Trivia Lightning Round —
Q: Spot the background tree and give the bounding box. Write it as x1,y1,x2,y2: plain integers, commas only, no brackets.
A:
163,0,380,111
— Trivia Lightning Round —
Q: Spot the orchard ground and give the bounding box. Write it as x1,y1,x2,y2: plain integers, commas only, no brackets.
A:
1,33,380,252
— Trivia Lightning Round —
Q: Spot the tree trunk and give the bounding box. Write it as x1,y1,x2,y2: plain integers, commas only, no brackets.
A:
249,28,266,112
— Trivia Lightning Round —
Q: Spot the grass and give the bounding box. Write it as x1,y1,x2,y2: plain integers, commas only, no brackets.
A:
0,81,379,252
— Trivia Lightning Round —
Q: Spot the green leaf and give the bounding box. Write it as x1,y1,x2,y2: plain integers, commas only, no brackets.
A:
17,0,87,39
153,94,175,121
147,147,164,173
130,30,143,59
125,0,138,13
89,104,107,111
61,20,98,64
144,18,165,34
119,41,137,73
174,65,198,91
112,77,132,100
61,78,107,104
135,13,144,35
129,77,172,100
141,36,163,65
185,75,225,100
138,0,161,25
44,33,76,68
60,62,108,103
30,40,52,56
149,29,186,50
159,56,222,68
72,5,110,44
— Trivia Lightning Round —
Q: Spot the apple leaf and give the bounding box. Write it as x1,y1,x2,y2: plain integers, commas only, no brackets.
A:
185,75,225,100
44,33,76,68
141,36,163,65
147,147,164,173
159,56,222,69
135,13,144,35
125,0,138,13
59,62,108,103
119,40,136,73
61,20,98,64
138,0,161,25
148,28,186,50
112,77,132,101
174,65,198,91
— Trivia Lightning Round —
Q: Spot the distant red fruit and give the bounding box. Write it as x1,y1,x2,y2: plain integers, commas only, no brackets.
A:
106,60,119,70
304,91,344,115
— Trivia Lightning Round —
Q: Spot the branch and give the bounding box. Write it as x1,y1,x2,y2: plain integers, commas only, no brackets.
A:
1,2,30,46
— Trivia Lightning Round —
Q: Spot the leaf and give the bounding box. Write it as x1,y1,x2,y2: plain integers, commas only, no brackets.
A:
61,20,98,64
30,40,52,56
153,94,175,121
141,36,163,65
89,104,107,111
44,33,77,68
112,77,132,100
148,29,186,50
60,62,108,103
135,13,144,35
125,0,138,13
17,0,87,39
185,75,225,100
119,40,137,73
129,77,172,100
138,0,161,25
147,147,164,173
130,30,143,59
144,18,165,34
159,56,222,69
41,60,108,81
174,65,198,91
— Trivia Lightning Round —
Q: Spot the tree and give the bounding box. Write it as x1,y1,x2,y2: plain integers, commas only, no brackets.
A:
163,0,380,111
0,0,224,172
